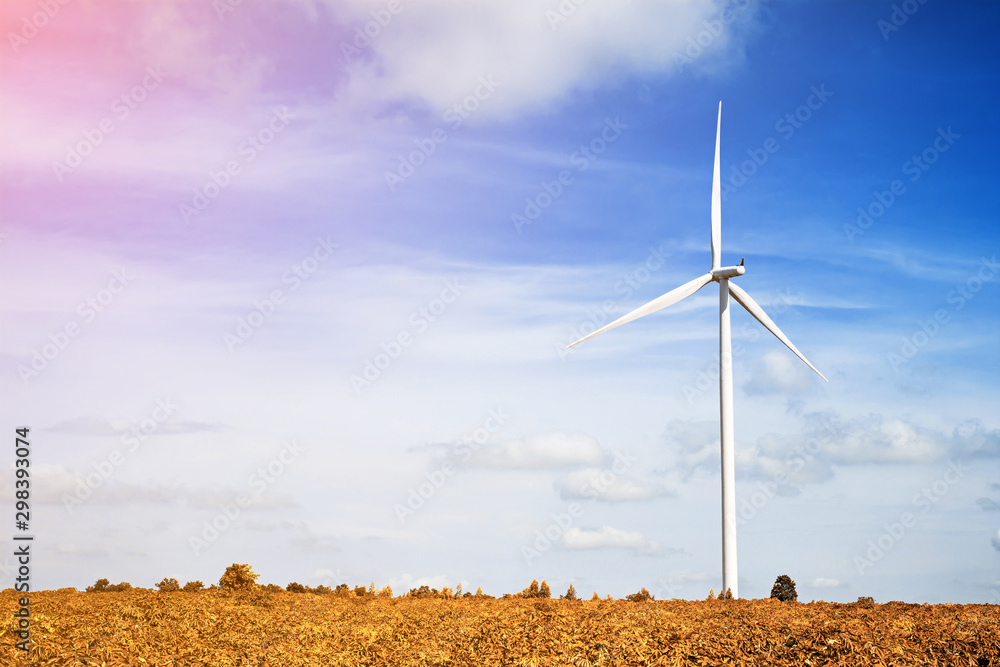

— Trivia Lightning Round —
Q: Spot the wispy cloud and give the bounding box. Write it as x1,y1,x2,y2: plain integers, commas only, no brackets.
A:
561,525,668,556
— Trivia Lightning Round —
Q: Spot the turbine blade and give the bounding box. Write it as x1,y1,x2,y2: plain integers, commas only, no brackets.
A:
711,101,722,270
727,281,828,382
568,273,713,348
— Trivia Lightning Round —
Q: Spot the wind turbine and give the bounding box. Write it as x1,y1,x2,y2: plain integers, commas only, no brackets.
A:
568,102,827,599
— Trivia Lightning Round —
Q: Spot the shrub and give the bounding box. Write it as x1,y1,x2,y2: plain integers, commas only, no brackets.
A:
591,591,600,601
183,581,204,593
264,583,285,593
561,584,578,600
156,577,180,592
408,585,436,598
86,578,110,593
518,579,551,599
219,563,259,592
377,585,393,598
857,596,875,606
287,582,306,593
354,585,369,598
770,575,797,602
626,587,653,602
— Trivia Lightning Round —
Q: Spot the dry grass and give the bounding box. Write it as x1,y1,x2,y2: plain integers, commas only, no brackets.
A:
2,589,998,666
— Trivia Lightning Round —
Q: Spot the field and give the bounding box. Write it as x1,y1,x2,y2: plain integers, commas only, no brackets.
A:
2,589,999,666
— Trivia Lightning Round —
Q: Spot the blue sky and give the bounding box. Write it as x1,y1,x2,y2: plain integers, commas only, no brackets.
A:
1,0,998,603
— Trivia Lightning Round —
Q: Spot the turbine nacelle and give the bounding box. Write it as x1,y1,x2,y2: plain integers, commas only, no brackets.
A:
711,260,745,281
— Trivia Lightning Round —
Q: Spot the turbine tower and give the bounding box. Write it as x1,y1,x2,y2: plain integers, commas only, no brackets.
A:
568,102,827,599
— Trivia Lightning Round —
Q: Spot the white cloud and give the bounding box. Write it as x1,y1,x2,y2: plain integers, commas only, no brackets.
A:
469,431,604,468
331,0,754,119
553,468,671,501
312,567,344,583
56,544,105,556
992,529,1000,553
665,413,1000,490
743,349,817,396
977,498,999,512
811,577,843,588
387,573,453,592
47,416,224,437
561,525,660,555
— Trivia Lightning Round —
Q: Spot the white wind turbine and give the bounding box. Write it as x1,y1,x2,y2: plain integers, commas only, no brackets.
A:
568,102,827,599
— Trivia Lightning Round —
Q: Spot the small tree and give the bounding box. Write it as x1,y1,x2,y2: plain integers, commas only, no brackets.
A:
377,585,393,598
591,591,600,601
86,578,110,593
770,575,797,602
156,577,180,592
626,587,653,602
219,563,259,592
539,581,551,599
562,584,578,600
707,588,715,600
520,579,541,598
183,581,205,593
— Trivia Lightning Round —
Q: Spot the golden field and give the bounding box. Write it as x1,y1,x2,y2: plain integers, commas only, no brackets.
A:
2,589,998,666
